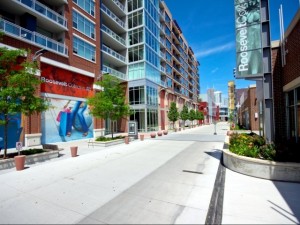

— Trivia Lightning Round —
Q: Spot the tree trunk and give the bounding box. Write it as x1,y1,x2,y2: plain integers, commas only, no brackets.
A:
111,120,114,139
4,114,8,158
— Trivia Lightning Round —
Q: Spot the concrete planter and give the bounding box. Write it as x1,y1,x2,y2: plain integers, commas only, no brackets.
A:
223,149,300,182
0,150,59,170
124,137,129,144
163,130,168,135
150,133,156,138
157,131,162,136
14,155,26,171
140,134,144,141
70,146,78,157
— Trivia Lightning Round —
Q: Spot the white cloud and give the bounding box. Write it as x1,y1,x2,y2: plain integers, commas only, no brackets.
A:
211,67,219,73
194,42,235,58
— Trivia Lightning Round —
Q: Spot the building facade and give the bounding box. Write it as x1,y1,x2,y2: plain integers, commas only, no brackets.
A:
0,0,200,147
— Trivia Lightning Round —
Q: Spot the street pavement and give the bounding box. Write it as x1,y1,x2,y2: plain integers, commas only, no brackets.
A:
0,122,299,224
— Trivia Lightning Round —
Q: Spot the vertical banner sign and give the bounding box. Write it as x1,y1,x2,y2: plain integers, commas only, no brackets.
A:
234,0,263,77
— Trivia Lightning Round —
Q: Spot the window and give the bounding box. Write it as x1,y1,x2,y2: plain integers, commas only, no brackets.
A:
73,0,95,16
129,86,145,105
130,109,145,132
128,0,143,12
73,36,95,61
128,10,143,29
129,27,143,45
147,109,158,131
128,45,144,62
146,86,158,106
73,10,95,39
128,62,145,80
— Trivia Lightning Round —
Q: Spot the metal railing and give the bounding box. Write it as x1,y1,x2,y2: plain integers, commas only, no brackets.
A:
101,25,126,46
102,44,126,62
112,0,125,11
101,4,125,28
0,19,68,56
16,0,67,28
103,65,127,80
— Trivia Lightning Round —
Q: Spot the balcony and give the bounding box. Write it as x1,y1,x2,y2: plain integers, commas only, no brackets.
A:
160,66,166,74
101,24,126,47
0,19,68,56
101,4,125,30
103,65,127,81
13,0,67,29
102,44,126,65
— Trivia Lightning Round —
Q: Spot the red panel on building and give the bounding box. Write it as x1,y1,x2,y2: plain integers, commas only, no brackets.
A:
40,64,94,98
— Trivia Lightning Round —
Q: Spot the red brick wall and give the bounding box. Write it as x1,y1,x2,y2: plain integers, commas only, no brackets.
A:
282,19,300,86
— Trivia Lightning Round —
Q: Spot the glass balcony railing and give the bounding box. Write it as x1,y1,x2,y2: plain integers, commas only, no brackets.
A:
160,66,166,73
103,65,127,80
101,4,125,28
102,44,126,62
0,19,68,56
112,0,125,11
16,0,67,28
101,25,126,46
160,52,165,59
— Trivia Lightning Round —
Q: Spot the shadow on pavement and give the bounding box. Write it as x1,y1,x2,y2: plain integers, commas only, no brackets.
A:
205,149,222,161
272,181,300,223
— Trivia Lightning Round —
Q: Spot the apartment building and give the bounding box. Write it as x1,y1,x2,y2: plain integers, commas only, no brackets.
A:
0,0,199,147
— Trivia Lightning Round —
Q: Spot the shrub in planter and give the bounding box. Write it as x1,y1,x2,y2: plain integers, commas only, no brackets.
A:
95,136,124,142
229,133,276,161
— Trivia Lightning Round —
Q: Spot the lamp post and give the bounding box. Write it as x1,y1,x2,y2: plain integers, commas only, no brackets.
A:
213,119,217,135
33,48,48,61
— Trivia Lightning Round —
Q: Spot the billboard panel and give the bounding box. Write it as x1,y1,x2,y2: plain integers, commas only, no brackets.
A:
234,0,263,78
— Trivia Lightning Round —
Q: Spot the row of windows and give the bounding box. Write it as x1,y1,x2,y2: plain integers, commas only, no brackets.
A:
129,27,143,46
128,0,143,12
145,13,159,37
128,10,143,29
147,86,158,106
145,29,159,52
128,45,144,63
73,36,95,61
73,0,95,16
129,108,158,132
73,10,95,39
146,46,159,68
145,0,159,22
129,86,145,105
128,62,145,80
145,63,160,84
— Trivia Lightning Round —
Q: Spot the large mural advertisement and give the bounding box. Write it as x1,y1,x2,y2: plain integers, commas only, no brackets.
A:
42,98,93,143
41,64,95,143
0,113,22,149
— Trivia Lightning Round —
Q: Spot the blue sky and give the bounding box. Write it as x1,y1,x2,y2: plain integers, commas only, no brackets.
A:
164,0,299,97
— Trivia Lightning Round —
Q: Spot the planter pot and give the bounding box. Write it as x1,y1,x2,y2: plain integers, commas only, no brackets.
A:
163,130,168,135
70,146,78,157
150,133,156,138
14,155,26,171
124,136,129,144
157,131,162,136
178,128,181,131
174,128,177,132
140,134,144,141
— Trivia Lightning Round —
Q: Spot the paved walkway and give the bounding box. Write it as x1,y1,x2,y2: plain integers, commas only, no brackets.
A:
0,122,299,224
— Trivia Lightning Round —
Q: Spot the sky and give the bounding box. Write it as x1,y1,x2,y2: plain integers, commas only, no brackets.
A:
164,0,299,98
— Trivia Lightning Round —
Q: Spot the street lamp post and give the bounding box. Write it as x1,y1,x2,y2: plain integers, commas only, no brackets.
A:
213,119,217,135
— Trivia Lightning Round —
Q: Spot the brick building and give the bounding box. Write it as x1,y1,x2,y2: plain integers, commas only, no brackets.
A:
272,8,300,160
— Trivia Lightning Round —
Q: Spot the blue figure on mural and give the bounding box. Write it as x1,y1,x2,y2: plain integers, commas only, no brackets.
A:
0,113,22,149
58,100,92,138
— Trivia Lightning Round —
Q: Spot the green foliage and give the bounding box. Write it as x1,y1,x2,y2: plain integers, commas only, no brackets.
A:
0,47,49,157
229,133,276,160
180,104,189,124
189,109,196,126
167,102,179,129
95,136,124,142
87,75,131,138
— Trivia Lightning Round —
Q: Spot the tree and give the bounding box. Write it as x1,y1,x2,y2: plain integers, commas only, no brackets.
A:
180,104,189,129
167,102,179,129
189,109,196,127
196,110,204,125
0,47,49,158
87,74,131,138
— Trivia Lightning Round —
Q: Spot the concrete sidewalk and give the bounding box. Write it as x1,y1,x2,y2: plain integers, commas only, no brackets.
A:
0,122,299,224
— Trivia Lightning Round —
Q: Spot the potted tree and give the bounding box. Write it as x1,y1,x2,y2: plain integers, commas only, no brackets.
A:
167,102,179,132
180,104,189,130
0,47,48,170
189,109,196,128
87,74,131,140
